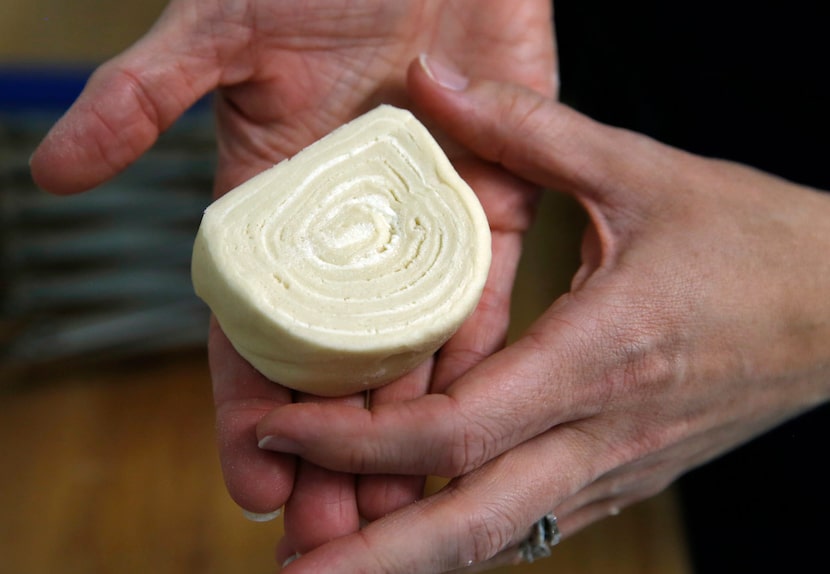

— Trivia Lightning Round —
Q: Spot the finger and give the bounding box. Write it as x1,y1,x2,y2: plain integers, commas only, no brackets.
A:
281,424,610,574
256,295,611,478
431,146,538,391
408,54,677,217
286,364,435,550
356,360,433,521
276,537,296,568
430,229,522,392
555,412,764,521
557,496,629,537
283,391,363,555
356,474,426,523
30,2,223,194
283,462,357,555
209,319,294,515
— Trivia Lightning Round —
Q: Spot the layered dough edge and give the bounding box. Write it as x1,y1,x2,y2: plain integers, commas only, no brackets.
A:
192,105,491,396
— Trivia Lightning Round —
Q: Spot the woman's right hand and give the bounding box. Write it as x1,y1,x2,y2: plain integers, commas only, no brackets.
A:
253,56,830,573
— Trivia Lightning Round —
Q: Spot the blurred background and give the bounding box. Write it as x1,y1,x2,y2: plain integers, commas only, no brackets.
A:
0,1,691,573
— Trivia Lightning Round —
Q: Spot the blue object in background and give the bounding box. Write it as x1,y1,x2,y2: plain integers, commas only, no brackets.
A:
0,66,216,378
0,65,213,112
0,66,91,111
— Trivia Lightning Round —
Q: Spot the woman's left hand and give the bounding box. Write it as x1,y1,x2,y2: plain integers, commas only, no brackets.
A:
29,1,557,562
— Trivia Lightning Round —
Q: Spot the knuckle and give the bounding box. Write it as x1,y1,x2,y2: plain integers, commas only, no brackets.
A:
602,314,684,406
346,442,374,474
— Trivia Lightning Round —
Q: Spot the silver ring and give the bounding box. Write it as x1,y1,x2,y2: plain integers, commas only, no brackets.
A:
518,513,561,563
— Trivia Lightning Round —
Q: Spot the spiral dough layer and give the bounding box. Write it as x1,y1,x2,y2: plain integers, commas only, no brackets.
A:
191,105,491,396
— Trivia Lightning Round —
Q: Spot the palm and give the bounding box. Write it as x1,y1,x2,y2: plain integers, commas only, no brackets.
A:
207,1,556,192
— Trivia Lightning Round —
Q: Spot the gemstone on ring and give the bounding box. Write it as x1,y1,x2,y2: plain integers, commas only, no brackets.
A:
518,513,560,563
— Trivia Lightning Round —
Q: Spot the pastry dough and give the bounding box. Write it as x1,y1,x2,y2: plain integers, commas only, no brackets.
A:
191,105,491,396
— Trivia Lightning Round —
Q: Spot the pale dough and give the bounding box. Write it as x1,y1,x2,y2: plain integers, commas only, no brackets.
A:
191,105,491,396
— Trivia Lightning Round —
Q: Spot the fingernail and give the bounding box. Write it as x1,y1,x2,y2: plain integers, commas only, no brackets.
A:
282,553,301,568
419,53,469,91
258,435,301,453
242,508,282,522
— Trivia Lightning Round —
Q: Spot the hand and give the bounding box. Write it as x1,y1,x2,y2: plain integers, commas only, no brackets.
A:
29,0,557,562
254,56,830,572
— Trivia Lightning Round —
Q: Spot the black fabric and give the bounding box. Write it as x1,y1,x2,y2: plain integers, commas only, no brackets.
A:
554,1,830,571
555,0,830,189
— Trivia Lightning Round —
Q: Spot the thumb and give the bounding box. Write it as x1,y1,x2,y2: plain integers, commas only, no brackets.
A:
408,54,671,214
29,5,222,194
